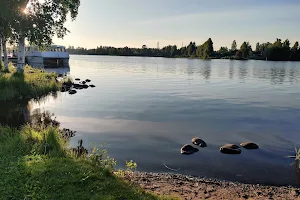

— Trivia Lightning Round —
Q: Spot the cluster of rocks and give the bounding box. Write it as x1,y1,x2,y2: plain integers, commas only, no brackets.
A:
220,142,259,154
61,78,96,95
181,138,259,155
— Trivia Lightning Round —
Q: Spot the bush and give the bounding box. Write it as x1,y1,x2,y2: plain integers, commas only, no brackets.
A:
0,65,61,101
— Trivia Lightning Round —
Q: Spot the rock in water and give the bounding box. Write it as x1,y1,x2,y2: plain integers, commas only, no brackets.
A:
240,142,259,149
222,144,239,149
69,90,77,95
82,84,89,89
181,144,199,155
191,137,207,147
75,78,80,81
89,84,96,88
220,144,241,154
85,79,91,82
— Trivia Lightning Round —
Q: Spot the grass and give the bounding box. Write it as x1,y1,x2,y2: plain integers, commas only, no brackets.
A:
0,125,175,200
0,63,60,101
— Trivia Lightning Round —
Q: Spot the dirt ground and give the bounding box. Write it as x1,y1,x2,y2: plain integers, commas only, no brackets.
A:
124,172,300,200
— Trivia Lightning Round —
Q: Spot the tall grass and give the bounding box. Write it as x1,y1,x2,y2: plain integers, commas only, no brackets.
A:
0,64,60,101
0,125,175,199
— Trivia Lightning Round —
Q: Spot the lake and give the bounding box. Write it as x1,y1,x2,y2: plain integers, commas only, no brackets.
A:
2,55,300,186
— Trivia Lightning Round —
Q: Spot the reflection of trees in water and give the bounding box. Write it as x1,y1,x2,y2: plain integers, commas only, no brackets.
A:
186,65,194,77
199,61,211,80
30,108,60,130
252,66,270,80
229,61,235,79
252,63,299,84
270,68,286,84
289,66,300,84
0,100,30,127
238,65,248,81
0,100,59,128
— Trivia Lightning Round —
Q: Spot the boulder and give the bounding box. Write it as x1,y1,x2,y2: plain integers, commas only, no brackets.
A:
85,79,91,82
240,142,259,149
81,81,86,84
82,84,89,89
222,144,239,149
220,144,241,154
73,84,88,89
181,144,199,155
191,137,207,147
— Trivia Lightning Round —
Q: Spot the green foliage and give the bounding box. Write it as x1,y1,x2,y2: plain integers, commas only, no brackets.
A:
239,42,252,59
88,146,117,170
261,38,297,61
0,125,174,199
231,40,237,51
0,64,60,101
126,160,138,171
196,38,214,59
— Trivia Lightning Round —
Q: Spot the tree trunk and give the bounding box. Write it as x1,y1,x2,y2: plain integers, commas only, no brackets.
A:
2,37,9,71
17,34,26,72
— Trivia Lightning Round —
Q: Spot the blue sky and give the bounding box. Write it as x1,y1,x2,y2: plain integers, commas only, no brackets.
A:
54,0,300,49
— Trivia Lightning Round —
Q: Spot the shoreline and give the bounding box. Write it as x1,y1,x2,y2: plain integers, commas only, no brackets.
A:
68,54,300,62
124,171,300,199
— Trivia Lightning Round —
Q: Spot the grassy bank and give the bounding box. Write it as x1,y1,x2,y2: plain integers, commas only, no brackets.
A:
0,125,174,199
0,63,60,101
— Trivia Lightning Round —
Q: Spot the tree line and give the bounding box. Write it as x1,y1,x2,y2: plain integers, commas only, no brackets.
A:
67,38,300,61
0,0,80,72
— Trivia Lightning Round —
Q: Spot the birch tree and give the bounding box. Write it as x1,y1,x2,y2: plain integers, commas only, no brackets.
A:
2,0,81,71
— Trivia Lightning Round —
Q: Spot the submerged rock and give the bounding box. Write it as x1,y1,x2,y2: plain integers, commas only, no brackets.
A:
69,90,77,95
73,84,89,89
220,144,241,154
240,142,259,149
191,137,207,147
63,82,72,87
222,144,239,149
181,144,199,155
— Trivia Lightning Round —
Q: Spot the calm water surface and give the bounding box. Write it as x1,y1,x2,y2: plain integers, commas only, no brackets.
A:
6,55,300,185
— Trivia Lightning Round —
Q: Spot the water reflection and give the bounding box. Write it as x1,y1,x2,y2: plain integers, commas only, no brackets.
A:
2,55,300,186
270,67,286,84
200,61,211,80
238,62,248,81
229,60,235,79
43,66,70,76
0,100,30,127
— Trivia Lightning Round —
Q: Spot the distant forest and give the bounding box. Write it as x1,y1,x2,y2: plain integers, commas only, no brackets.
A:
67,38,300,61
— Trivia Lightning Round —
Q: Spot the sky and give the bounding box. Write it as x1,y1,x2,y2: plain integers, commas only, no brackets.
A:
53,0,300,50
